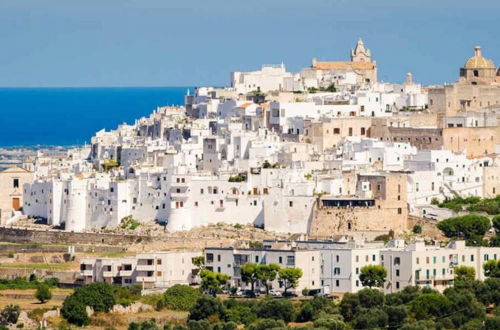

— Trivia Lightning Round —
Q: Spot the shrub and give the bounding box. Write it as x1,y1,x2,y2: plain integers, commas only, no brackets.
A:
188,296,225,321
1,304,20,324
35,284,52,303
253,298,294,323
412,224,422,234
313,315,346,330
61,295,89,326
164,285,201,311
247,319,286,330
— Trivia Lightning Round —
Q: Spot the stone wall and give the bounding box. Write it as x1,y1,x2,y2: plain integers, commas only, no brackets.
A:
308,204,407,238
0,226,151,245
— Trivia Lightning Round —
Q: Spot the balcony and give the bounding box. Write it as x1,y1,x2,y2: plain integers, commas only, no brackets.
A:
136,276,155,282
118,270,133,277
170,192,188,199
81,270,93,276
103,271,114,278
136,264,155,271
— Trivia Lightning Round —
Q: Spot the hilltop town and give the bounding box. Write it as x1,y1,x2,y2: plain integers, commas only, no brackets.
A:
1,40,500,329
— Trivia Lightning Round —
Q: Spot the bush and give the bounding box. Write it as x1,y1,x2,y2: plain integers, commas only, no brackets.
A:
35,284,52,303
188,296,225,321
61,282,115,325
313,315,347,330
247,319,285,330
412,224,422,234
61,295,89,326
1,304,20,324
164,285,201,311
253,298,294,323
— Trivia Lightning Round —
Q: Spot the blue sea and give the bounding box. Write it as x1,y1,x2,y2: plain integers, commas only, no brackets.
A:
0,87,192,146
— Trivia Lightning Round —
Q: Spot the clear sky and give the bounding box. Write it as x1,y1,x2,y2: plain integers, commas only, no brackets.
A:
0,0,498,87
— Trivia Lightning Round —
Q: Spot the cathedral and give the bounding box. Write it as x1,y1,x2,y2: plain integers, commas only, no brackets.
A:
310,39,378,85
429,46,500,119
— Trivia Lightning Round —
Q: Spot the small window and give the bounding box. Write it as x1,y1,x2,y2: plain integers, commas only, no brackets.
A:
13,178,19,188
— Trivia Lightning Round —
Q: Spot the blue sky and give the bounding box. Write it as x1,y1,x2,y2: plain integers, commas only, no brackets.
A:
0,0,498,87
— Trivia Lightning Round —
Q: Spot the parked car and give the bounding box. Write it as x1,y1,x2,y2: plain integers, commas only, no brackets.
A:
283,291,298,298
269,290,282,297
243,289,260,298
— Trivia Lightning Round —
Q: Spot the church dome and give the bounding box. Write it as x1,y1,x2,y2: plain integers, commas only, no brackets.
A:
464,46,495,69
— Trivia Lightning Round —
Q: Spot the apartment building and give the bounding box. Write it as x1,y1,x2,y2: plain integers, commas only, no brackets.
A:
382,240,500,293
204,247,321,294
80,251,201,289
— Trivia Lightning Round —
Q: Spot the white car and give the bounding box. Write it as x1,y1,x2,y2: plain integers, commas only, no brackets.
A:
269,290,282,297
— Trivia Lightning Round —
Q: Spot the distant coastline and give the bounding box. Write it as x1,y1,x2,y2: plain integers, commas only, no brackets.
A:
0,87,193,147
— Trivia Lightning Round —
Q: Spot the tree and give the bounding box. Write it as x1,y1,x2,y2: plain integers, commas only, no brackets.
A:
61,295,89,326
483,260,500,278
35,284,52,303
1,304,20,324
454,266,476,281
436,214,491,245
409,293,452,320
359,265,387,288
188,296,225,321
256,263,280,294
163,285,201,311
192,256,205,270
278,267,302,294
412,224,422,234
200,270,229,296
253,299,294,323
74,282,115,312
240,263,259,292
247,319,285,330
352,308,388,329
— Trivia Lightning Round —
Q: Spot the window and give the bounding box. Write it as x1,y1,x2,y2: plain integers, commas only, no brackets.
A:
396,282,400,289
356,280,359,287
336,280,340,287
471,255,474,262
13,179,19,188
279,256,283,264
394,257,400,265
157,259,162,265
217,254,221,262
334,268,341,275
157,271,162,276
206,253,214,263
287,256,295,266
333,128,340,134
397,208,402,214
484,254,489,261
289,201,293,207
255,256,259,263
396,269,400,276
356,267,359,274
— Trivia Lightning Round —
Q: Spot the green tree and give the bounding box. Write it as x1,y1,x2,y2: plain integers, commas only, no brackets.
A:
240,263,259,292
313,315,347,330
163,285,201,311
200,270,230,296
256,263,280,294
247,319,285,330
188,296,225,322
436,214,491,245
454,266,476,281
352,308,388,329
192,256,205,270
359,265,387,288
1,304,20,324
61,295,89,326
483,260,500,278
253,298,294,323
412,224,422,234
278,267,302,294
35,284,52,303
443,287,485,328
409,293,452,320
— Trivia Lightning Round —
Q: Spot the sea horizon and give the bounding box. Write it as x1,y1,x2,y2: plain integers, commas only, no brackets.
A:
0,87,194,147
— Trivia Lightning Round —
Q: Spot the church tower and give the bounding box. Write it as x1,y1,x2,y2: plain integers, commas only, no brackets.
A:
351,39,372,63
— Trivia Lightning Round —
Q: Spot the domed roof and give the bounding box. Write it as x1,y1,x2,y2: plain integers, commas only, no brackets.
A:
464,46,495,69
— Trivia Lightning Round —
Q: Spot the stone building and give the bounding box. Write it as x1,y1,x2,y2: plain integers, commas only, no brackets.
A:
429,46,500,123
308,172,408,237
307,39,377,86
0,166,33,223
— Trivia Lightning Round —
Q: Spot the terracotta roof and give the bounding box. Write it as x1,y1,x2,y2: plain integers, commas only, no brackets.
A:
313,61,375,70
237,103,253,108
0,166,31,174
